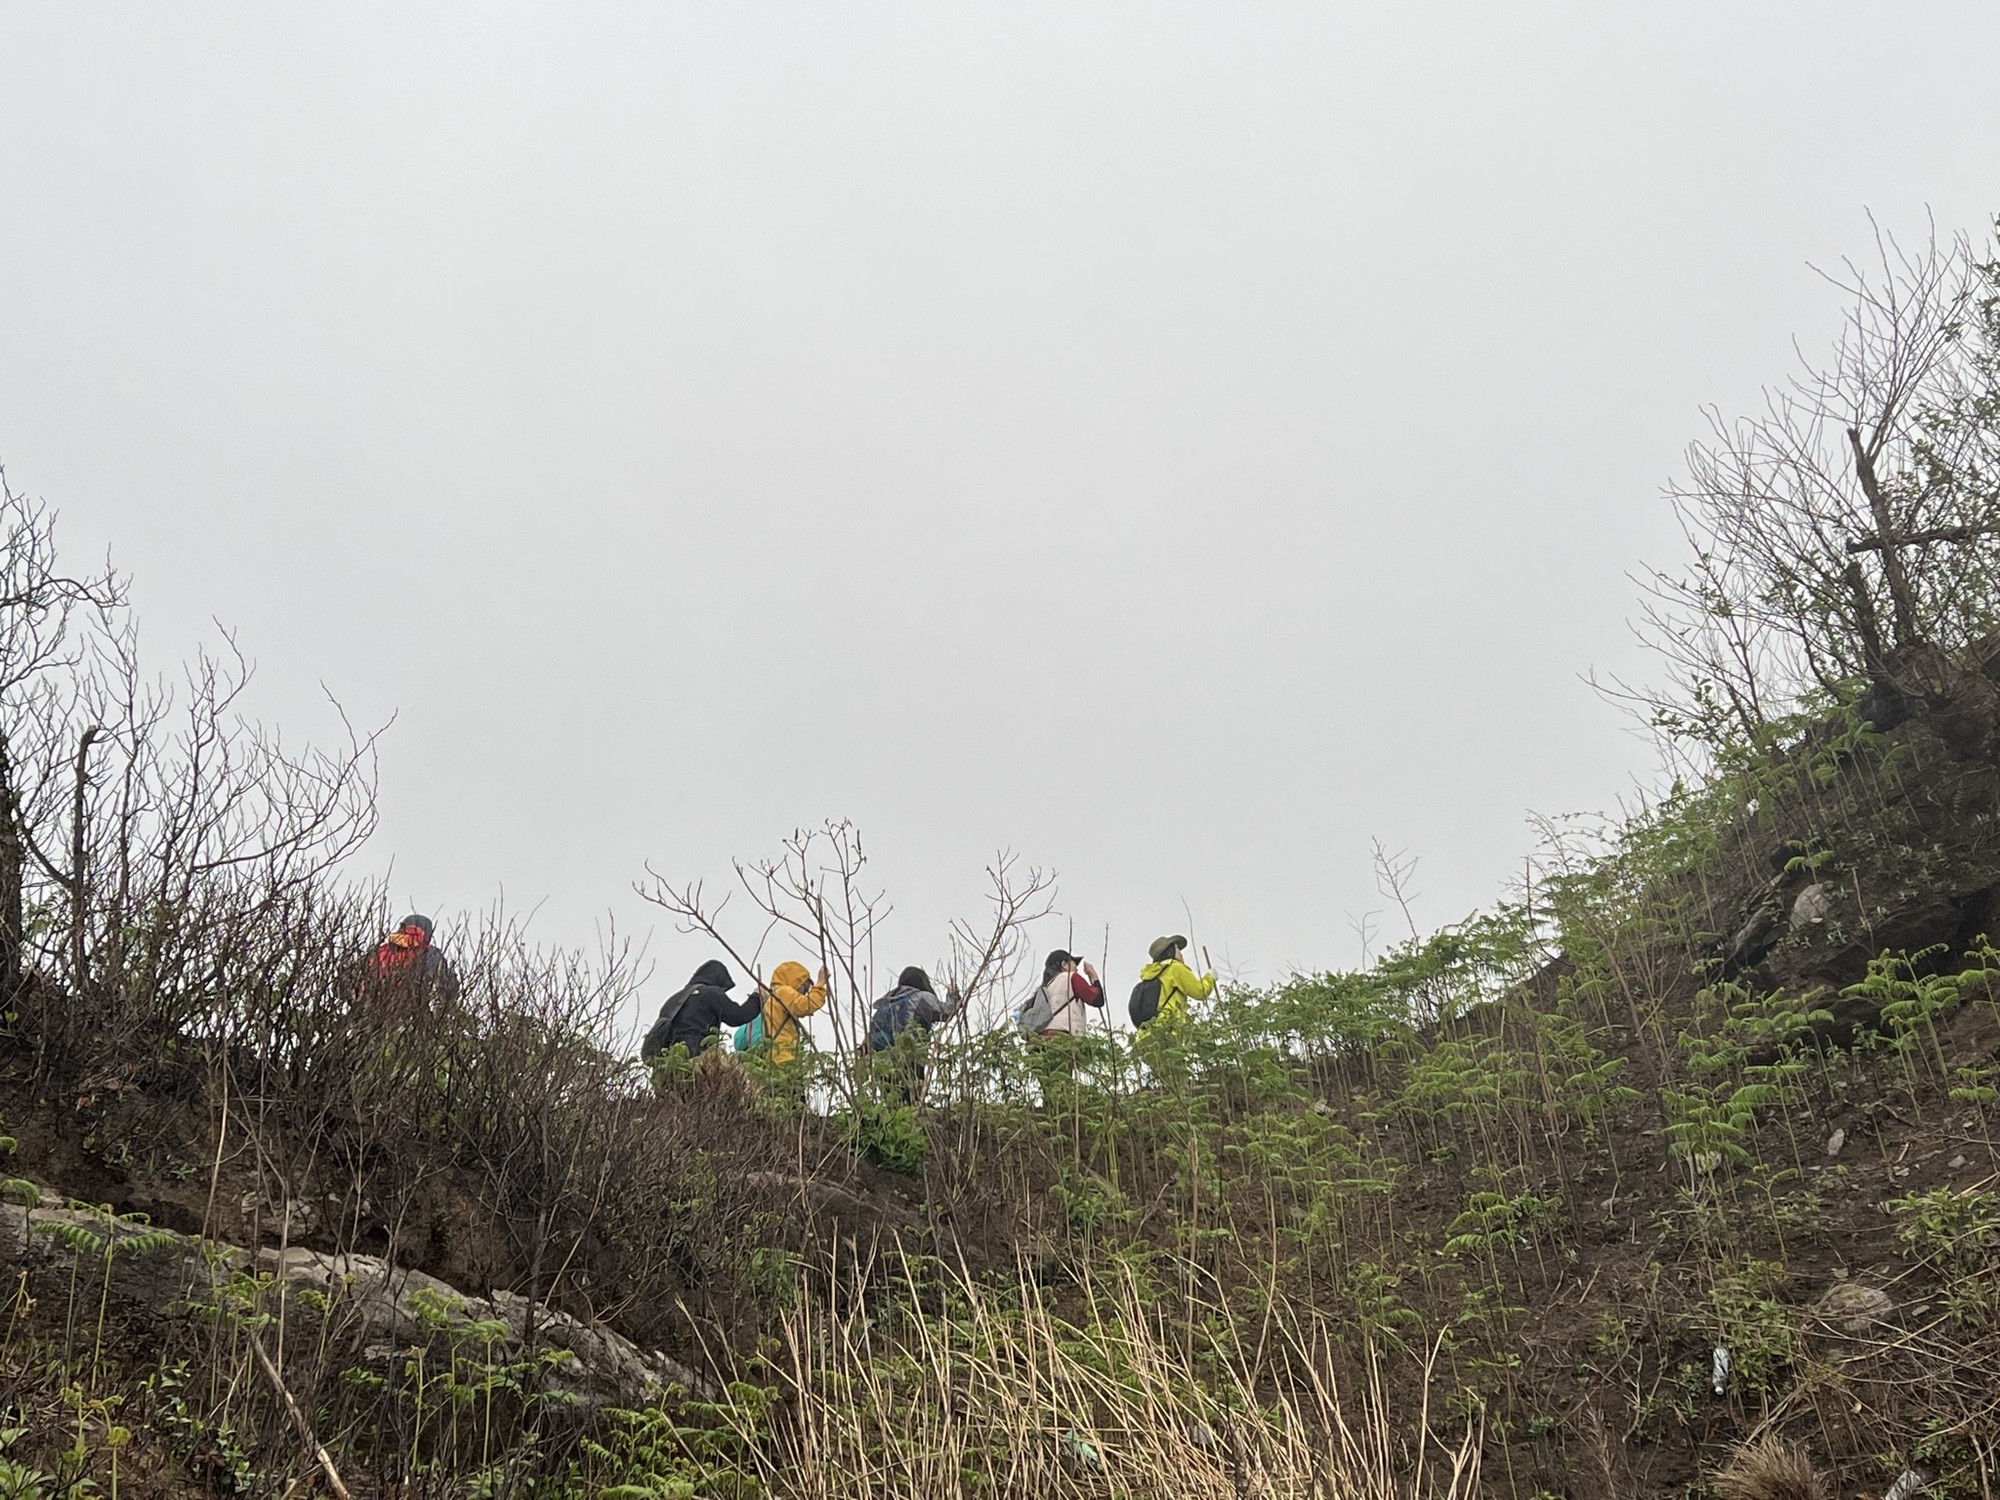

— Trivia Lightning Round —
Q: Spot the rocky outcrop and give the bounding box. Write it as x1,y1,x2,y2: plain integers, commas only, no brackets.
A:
258,1245,716,1399
1705,663,2000,1005
0,1192,710,1404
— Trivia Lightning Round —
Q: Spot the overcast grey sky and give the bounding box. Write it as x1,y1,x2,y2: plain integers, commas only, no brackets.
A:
4,5,1998,1023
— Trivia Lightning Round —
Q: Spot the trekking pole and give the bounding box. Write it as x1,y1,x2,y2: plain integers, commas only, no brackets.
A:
1088,922,1126,1187
1100,923,1111,1035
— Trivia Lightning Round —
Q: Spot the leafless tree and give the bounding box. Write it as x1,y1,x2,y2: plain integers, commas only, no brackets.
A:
640,820,888,1067
0,469,383,1070
1634,219,2000,750
0,475,124,1000
1371,838,1422,943
942,850,1058,1031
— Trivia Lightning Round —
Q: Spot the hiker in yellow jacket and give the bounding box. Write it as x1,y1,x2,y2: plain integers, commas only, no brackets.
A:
1137,934,1215,1025
756,960,829,1064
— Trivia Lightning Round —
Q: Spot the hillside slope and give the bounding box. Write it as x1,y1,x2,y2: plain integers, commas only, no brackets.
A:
1,664,1998,1499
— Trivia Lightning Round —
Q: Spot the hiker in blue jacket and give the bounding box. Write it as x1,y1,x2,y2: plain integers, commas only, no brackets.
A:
867,965,962,1102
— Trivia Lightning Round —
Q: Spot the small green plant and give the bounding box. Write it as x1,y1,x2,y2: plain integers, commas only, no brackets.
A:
1050,1170,1129,1237
32,1204,181,1387
0,1454,53,1500
1443,1189,1562,1258
0,1133,37,1211
0,1424,51,1500
1846,949,1961,1081
140,1362,253,1495
1662,980,1819,1173
1892,1185,2000,1264
1767,1185,1828,1246
838,1096,927,1174
1704,1263,1796,1394
1892,1186,2000,1328
1335,1259,1423,1348
564,1400,767,1500
1948,1062,1998,1106
744,1247,799,1308
1661,1081,1772,1168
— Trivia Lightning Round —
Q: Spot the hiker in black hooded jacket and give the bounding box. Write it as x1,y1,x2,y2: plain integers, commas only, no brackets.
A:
640,959,762,1061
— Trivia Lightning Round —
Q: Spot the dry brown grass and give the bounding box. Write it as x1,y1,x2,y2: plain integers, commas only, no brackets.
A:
729,1249,1482,1500
1712,1437,1831,1500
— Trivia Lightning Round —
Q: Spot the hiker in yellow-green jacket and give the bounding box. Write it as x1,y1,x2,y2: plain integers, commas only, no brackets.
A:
1131,934,1215,1027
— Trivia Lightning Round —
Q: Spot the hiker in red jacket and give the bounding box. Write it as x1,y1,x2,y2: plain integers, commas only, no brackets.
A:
363,913,462,1018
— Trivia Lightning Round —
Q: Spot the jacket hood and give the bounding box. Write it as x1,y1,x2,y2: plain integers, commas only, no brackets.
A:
690,959,735,990
771,960,811,991
1140,960,1171,981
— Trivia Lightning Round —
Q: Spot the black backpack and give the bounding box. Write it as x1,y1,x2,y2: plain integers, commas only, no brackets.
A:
1129,974,1162,1027
640,984,697,1061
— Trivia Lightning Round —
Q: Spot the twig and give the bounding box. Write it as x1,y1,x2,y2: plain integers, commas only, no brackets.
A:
201,1044,231,1240
249,1331,353,1500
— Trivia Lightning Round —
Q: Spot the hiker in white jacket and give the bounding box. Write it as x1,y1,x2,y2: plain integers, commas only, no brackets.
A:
1034,950,1104,1036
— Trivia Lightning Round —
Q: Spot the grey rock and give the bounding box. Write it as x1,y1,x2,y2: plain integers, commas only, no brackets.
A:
0,1193,704,1407
1790,881,1837,932
1724,895,1785,973
258,1247,715,1401
1813,1281,1894,1333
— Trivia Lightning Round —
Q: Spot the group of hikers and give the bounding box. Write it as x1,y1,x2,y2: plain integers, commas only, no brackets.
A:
352,910,1222,1089
633,932,1219,1076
